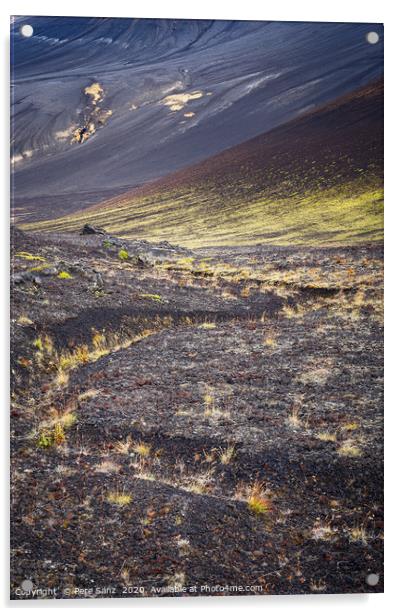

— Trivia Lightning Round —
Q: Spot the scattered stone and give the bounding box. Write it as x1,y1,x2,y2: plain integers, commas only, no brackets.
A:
133,254,153,268
12,272,42,285
81,224,106,235
94,271,104,289
40,267,58,276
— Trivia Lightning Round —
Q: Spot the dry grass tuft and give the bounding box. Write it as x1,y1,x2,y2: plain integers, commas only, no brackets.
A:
133,441,151,457
347,525,370,545
78,389,99,401
311,523,336,541
106,491,132,506
218,445,236,465
17,315,34,326
198,322,216,330
337,440,362,457
247,482,272,516
235,480,272,516
263,335,277,348
310,579,327,592
114,436,133,455
95,460,121,474
316,432,337,442
286,398,303,429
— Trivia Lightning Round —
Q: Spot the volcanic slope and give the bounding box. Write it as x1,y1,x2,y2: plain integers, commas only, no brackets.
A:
11,18,383,217
24,80,383,248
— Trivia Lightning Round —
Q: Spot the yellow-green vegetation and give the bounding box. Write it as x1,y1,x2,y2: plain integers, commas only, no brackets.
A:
29,262,51,272
53,422,66,445
20,83,383,248
106,491,132,506
177,256,195,267
33,334,54,363
118,248,129,260
139,293,162,302
132,441,151,457
32,322,164,388
15,251,46,261
37,431,53,448
36,409,77,449
22,182,383,249
33,337,44,351
58,271,72,279
342,422,359,431
37,422,66,448
203,387,220,418
246,481,272,516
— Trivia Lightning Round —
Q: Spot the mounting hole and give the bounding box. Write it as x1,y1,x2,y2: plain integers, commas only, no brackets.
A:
366,31,379,45
20,24,33,38
21,579,33,592
366,573,379,586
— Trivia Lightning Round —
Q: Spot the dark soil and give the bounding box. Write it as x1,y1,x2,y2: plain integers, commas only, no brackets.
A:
10,229,383,599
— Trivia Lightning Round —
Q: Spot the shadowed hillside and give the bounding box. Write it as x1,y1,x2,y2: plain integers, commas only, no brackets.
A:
23,80,383,248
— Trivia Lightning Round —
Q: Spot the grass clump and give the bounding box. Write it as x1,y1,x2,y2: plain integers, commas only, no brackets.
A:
59,412,77,429
33,337,43,351
36,410,76,448
247,481,272,516
198,321,216,330
29,263,51,272
218,445,236,465
311,523,336,541
15,251,46,261
37,423,66,448
118,248,129,260
287,403,302,429
17,315,33,326
37,431,52,448
58,271,72,279
316,432,337,442
139,293,162,303
347,525,370,545
106,491,132,506
53,422,66,445
337,440,362,457
133,441,151,457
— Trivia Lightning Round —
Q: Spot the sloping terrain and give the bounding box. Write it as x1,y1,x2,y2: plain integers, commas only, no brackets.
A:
24,80,383,248
11,17,383,220
11,228,383,598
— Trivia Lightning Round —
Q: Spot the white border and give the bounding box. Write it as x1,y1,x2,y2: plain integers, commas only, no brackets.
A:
2,1,397,614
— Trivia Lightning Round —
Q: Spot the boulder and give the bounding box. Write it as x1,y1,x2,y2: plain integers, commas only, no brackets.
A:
12,271,41,285
133,254,153,268
80,224,106,235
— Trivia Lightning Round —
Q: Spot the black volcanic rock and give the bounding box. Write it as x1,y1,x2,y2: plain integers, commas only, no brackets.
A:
81,224,106,235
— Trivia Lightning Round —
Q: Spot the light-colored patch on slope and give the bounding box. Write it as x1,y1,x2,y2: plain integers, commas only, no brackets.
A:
161,91,203,112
